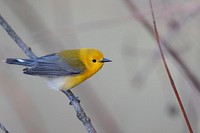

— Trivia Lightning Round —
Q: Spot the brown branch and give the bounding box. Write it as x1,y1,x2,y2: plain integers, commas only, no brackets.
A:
0,14,96,133
122,0,200,93
149,0,193,132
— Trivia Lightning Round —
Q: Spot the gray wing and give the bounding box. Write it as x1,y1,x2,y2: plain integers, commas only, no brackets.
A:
23,53,84,77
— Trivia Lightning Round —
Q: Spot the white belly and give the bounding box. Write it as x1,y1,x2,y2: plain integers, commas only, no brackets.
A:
46,77,69,91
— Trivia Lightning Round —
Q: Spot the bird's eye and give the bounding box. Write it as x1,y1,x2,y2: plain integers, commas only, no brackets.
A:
92,59,97,63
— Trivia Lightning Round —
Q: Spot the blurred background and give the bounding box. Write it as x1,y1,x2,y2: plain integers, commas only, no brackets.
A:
0,0,200,133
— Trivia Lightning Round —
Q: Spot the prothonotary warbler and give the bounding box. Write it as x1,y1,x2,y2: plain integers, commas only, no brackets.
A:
5,48,111,90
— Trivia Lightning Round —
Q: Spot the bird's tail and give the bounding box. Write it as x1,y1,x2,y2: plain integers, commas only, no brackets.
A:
5,58,36,67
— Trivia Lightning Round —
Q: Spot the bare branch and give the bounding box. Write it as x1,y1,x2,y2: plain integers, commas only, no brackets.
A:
122,0,200,93
62,90,97,133
0,122,9,133
149,0,193,132
0,15,37,59
0,14,97,133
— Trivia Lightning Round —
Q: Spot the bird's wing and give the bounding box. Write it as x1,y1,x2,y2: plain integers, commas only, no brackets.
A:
23,53,85,77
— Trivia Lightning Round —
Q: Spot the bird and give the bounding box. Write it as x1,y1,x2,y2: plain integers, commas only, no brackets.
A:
5,48,111,91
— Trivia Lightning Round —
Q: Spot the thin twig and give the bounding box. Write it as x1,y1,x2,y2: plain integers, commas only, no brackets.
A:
0,14,97,133
0,15,37,59
149,0,193,133
62,90,97,133
0,122,9,133
122,0,200,93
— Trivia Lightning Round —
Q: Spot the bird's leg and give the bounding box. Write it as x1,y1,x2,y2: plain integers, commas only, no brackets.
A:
69,96,80,105
61,90,80,105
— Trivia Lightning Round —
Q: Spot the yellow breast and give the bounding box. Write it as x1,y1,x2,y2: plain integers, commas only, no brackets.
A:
63,67,101,90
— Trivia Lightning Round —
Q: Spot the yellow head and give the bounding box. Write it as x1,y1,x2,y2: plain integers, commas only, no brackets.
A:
59,48,111,90
80,48,105,72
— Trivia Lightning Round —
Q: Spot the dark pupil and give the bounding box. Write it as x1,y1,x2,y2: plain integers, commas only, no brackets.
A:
92,59,97,63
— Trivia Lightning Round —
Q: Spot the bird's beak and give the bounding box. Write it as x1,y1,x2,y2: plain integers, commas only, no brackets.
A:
100,58,112,63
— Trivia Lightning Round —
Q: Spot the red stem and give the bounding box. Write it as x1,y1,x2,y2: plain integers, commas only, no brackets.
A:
149,0,193,133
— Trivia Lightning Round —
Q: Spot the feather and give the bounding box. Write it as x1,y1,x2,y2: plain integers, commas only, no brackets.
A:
22,53,85,77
